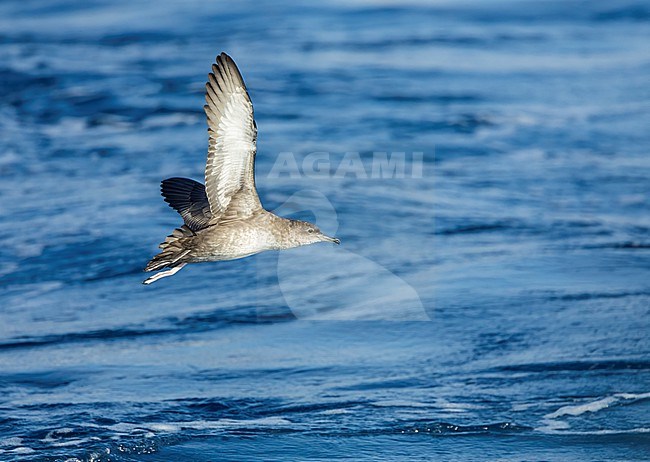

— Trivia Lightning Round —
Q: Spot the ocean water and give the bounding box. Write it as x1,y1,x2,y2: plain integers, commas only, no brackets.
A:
1,0,649,460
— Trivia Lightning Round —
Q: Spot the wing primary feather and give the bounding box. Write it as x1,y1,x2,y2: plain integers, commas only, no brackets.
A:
202,52,261,224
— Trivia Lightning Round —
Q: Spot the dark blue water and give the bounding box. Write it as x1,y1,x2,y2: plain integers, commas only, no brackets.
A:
1,0,649,460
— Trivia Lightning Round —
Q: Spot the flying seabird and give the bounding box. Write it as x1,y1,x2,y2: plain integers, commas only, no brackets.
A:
143,53,340,284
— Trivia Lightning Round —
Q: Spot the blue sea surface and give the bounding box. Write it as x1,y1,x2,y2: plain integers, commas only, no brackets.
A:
1,0,649,460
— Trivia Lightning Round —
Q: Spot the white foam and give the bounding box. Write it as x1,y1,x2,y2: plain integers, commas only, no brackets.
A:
545,392,650,419
545,396,618,419
179,417,293,430
0,437,22,447
538,419,570,432
7,447,36,454
371,400,433,408
537,391,650,434
437,401,485,411
320,408,352,415
51,439,93,448
147,423,181,432
101,416,294,435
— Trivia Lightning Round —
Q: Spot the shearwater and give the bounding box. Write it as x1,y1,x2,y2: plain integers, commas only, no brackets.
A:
143,53,340,284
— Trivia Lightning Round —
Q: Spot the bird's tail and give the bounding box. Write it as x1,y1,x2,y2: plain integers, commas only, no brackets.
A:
143,225,194,284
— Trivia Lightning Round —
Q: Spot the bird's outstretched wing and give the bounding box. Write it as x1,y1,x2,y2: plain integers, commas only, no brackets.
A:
204,53,262,225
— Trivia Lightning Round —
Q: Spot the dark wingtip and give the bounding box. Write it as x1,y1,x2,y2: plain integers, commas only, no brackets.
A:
216,52,228,65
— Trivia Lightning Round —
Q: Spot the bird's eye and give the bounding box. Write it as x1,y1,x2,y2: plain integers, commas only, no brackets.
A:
307,228,314,234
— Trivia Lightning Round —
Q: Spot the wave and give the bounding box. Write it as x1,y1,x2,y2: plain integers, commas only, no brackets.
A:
0,305,294,351
0,327,174,351
545,290,650,302
496,360,650,373
537,392,650,434
545,392,650,419
435,220,522,236
582,241,650,249
401,421,531,435
96,416,296,435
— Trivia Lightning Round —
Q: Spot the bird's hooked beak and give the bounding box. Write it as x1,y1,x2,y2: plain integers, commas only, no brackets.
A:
321,234,341,245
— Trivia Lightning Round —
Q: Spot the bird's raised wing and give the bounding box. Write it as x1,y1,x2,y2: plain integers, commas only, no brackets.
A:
204,53,262,225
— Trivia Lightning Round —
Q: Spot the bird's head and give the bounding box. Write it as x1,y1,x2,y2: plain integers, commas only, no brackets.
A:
290,220,340,247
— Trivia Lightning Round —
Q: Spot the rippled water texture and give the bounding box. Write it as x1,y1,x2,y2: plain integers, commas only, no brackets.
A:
1,0,649,460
